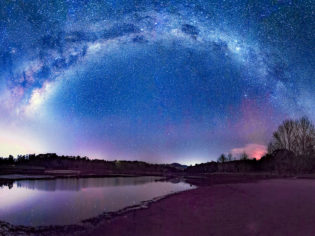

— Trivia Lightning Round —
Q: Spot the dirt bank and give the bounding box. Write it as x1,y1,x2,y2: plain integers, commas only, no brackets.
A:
1,174,315,235
80,177,315,236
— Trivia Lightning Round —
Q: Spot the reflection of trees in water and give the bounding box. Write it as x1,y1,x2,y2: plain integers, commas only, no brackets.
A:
16,176,162,191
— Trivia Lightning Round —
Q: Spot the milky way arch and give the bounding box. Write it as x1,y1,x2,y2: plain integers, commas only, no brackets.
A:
0,1,313,163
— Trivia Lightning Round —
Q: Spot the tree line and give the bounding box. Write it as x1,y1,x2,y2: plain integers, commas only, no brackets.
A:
216,116,314,163
0,153,180,175
188,116,315,174
0,116,314,174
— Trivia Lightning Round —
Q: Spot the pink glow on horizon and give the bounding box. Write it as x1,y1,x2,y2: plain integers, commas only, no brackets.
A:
231,143,267,160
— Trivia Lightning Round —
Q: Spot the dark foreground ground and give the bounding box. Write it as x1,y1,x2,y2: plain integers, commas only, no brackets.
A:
80,176,315,236
2,174,315,236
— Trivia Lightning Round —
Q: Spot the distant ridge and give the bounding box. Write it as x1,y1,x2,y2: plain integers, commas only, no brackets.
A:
169,163,188,170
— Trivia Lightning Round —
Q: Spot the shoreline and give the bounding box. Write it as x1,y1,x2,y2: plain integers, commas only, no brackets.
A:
0,174,189,236
80,176,315,236
1,173,314,235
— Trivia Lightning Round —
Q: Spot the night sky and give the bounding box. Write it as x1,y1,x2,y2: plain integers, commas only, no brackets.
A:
0,0,314,164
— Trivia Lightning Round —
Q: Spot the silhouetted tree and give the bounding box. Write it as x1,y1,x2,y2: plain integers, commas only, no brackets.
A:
296,117,315,156
240,152,249,160
217,154,227,163
270,119,296,152
227,153,233,161
268,117,315,156
8,155,14,164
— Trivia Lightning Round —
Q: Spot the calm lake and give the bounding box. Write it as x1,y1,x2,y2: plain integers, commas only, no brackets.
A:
0,176,194,226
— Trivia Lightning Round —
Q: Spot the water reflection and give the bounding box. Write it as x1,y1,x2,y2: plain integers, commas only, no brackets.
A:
0,177,194,226
16,176,162,191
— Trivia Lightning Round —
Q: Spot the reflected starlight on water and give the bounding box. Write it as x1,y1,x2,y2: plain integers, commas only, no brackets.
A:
0,177,194,226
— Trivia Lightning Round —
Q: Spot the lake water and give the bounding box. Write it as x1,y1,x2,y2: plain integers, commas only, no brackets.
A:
0,176,194,226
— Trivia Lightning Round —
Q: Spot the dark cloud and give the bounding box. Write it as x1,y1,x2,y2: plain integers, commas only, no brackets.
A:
181,24,199,39
209,41,229,54
65,31,97,43
35,66,51,80
103,23,140,40
132,35,148,43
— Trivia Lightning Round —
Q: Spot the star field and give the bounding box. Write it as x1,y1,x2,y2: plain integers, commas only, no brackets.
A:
0,0,314,164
